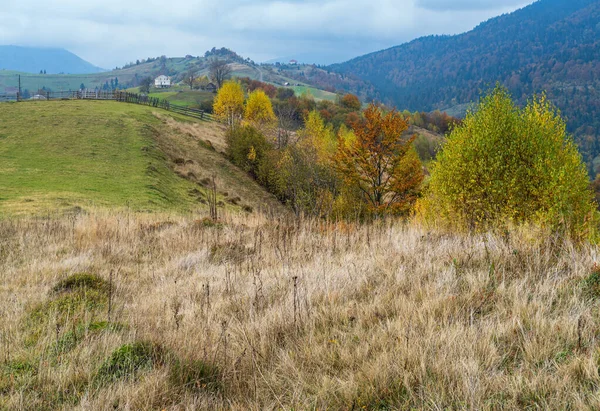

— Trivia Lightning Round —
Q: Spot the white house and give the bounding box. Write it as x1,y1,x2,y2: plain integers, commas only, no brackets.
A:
154,75,171,88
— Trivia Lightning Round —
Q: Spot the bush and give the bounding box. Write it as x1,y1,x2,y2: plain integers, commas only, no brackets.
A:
198,98,214,114
226,125,271,178
419,86,596,238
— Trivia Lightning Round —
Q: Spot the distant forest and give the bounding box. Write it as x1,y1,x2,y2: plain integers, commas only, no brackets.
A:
297,0,600,174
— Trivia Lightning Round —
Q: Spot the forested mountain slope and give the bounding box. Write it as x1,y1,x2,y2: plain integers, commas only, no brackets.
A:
327,0,600,172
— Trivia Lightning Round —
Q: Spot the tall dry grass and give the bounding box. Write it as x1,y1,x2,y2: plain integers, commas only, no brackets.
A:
1,210,600,410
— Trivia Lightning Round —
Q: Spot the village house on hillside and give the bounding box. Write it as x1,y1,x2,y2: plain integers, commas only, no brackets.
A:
154,75,171,88
203,82,217,93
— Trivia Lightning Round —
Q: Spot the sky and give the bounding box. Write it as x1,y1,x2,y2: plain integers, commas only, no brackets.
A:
0,0,533,68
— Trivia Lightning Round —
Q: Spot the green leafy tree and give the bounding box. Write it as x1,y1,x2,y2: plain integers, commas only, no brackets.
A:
419,86,596,238
139,77,153,94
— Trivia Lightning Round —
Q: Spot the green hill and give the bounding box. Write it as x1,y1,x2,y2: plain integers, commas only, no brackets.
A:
0,100,285,216
0,48,337,104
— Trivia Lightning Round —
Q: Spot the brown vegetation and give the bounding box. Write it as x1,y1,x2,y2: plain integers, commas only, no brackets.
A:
2,210,600,409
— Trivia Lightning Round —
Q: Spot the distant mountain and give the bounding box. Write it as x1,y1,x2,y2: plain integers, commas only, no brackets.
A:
0,46,105,74
320,0,600,173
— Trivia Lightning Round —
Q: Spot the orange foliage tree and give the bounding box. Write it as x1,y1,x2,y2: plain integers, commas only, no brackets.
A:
335,104,424,216
340,93,362,111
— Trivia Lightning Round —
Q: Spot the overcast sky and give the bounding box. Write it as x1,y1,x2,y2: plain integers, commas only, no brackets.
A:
1,0,533,68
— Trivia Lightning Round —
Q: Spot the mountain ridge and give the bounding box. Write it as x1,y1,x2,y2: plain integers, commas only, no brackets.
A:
320,0,600,172
0,45,105,74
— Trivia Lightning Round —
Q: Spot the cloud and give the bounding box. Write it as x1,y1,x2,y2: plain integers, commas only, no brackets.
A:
0,0,533,68
416,0,528,11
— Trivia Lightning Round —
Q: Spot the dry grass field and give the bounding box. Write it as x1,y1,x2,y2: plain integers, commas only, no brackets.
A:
2,210,600,409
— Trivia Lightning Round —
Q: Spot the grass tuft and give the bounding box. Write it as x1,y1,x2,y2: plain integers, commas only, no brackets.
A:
52,273,109,294
582,265,600,300
169,357,222,394
95,341,167,384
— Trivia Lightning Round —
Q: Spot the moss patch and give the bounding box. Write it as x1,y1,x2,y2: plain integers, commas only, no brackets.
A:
95,341,167,384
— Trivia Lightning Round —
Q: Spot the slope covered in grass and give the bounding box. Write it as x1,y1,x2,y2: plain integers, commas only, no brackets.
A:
1,212,599,409
147,89,214,108
0,100,284,216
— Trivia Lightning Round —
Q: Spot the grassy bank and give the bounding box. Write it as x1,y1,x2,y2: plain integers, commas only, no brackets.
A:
1,211,599,409
0,100,283,216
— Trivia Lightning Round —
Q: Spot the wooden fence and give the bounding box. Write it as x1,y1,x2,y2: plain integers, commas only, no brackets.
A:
0,90,213,122
0,93,18,102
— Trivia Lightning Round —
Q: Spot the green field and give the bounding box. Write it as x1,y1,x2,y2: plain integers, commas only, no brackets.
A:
147,89,214,108
0,70,107,92
0,100,283,216
291,85,337,102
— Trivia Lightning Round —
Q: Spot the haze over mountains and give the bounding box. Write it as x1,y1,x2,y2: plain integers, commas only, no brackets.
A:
0,46,105,74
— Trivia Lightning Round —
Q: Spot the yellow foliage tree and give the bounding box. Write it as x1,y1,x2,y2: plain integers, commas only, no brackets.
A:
272,111,339,216
213,81,245,130
419,86,596,238
298,110,337,164
244,89,276,132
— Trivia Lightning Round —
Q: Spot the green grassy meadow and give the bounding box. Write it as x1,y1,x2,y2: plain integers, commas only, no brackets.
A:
0,101,196,214
291,85,337,101
0,100,282,216
147,89,215,108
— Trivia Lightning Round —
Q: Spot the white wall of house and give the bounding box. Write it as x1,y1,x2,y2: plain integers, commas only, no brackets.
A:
155,75,171,88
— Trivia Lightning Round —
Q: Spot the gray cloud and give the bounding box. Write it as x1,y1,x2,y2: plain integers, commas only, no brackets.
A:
0,0,533,68
416,0,528,11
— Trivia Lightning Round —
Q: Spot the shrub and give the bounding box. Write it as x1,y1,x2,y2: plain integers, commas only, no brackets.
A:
226,125,271,178
419,86,596,238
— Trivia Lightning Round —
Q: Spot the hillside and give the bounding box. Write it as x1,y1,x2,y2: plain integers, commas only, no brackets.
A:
0,100,284,216
2,211,599,409
321,0,600,173
0,46,104,74
0,48,337,103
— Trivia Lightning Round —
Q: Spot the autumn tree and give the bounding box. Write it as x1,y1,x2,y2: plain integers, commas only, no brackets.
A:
209,59,232,89
227,125,270,178
340,93,362,111
419,86,596,237
183,69,198,90
271,111,340,216
244,89,276,132
335,104,424,216
213,80,245,130
273,98,298,148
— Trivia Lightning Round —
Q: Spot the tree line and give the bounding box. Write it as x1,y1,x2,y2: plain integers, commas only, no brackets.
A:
213,81,597,239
